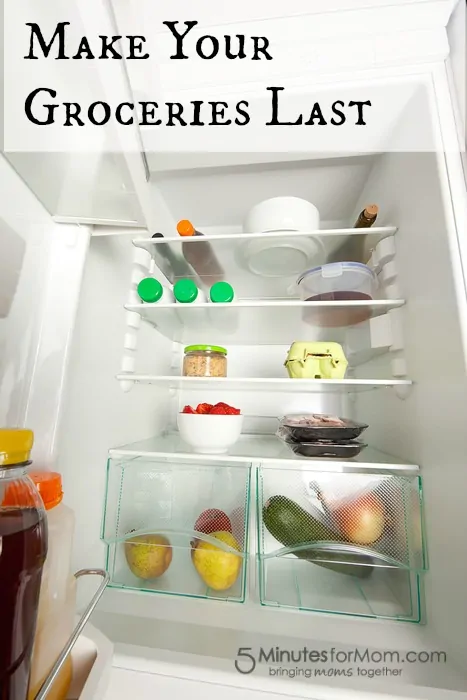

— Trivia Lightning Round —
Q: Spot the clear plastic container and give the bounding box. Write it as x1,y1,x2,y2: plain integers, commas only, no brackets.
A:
297,262,378,327
0,429,48,700
102,457,250,603
297,262,377,301
183,345,227,377
257,467,427,621
28,472,75,700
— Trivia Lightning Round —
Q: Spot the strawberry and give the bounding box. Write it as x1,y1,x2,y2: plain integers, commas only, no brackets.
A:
212,402,241,415
209,405,229,414
182,405,196,414
196,403,214,414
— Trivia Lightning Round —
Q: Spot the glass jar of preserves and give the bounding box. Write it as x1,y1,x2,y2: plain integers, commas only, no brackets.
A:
183,345,227,378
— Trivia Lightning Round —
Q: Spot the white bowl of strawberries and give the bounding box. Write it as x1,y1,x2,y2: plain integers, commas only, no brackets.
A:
178,402,244,454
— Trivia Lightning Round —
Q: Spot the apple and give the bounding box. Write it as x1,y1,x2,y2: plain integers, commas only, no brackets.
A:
332,492,386,545
194,508,232,535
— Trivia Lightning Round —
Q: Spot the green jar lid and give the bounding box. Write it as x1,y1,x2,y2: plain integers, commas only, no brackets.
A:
137,277,163,303
174,279,198,303
184,345,227,355
210,281,234,303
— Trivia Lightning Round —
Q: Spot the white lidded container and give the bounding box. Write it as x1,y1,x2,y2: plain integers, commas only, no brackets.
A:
242,196,325,277
244,195,320,232
28,471,76,700
297,262,378,301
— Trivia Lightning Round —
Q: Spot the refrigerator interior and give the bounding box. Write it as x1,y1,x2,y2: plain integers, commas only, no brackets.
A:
1,72,466,696
55,157,467,700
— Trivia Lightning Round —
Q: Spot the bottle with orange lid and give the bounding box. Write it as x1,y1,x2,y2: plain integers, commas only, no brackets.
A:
176,219,224,285
27,471,76,700
0,428,48,700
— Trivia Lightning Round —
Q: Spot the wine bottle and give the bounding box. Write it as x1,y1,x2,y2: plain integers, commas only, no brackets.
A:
328,204,379,264
354,204,378,229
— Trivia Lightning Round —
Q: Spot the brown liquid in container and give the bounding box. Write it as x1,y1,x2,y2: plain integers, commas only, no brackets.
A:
0,508,47,700
304,291,373,327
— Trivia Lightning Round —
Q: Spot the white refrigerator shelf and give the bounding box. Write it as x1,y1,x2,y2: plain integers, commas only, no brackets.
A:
125,299,405,345
133,227,397,300
108,434,419,472
115,375,412,393
133,226,397,251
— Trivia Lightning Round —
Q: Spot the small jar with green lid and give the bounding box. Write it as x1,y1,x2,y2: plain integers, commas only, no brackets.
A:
182,345,227,377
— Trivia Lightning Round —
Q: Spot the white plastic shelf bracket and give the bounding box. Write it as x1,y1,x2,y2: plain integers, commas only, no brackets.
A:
119,243,152,393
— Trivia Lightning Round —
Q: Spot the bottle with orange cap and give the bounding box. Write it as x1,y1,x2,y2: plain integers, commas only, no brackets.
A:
176,219,224,285
0,428,48,700
27,471,76,700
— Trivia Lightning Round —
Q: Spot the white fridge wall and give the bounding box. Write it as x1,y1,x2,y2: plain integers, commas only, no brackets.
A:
353,150,467,676
148,155,377,227
352,69,467,684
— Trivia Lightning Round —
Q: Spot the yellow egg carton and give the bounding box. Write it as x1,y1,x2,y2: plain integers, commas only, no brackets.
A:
284,342,348,380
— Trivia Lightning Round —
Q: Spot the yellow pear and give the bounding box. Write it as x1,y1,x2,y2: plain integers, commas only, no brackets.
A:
124,534,172,579
192,530,242,591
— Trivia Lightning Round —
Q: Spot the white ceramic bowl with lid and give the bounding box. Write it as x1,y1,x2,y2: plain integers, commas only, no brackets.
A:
244,196,320,233
242,197,324,278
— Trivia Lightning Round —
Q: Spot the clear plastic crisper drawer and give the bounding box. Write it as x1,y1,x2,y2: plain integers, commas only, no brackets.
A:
256,467,427,622
101,456,251,603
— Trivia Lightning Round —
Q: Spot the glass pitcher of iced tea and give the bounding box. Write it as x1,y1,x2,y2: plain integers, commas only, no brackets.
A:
0,429,48,700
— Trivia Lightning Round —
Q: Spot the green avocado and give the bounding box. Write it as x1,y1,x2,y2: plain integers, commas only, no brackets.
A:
263,495,373,579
